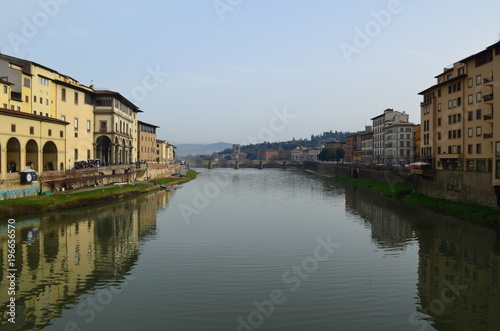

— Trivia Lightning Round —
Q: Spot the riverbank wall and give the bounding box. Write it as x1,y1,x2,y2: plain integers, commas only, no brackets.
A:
304,162,499,209
0,163,180,200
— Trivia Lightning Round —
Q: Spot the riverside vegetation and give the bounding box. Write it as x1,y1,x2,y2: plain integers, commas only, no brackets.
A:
337,175,500,228
0,170,198,219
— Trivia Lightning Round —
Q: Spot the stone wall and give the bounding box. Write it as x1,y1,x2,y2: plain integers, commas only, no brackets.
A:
0,163,181,200
309,162,499,209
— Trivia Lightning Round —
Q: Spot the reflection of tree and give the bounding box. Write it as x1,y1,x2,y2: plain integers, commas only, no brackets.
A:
344,182,500,330
0,191,171,331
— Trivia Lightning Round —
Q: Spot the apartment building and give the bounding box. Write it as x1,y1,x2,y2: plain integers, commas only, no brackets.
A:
371,108,411,165
384,122,415,165
360,131,373,164
418,41,500,185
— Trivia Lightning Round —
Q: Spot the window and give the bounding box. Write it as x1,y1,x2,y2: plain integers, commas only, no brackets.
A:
25,95,29,103
496,142,500,157
38,76,49,86
476,109,482,119
2,85,7,93
448,100,452,109
62,88,66,101
476,92,482,102
468,94,473,104
2,103,6,108
74,118,78,129
476,126,482,136
87,120,91,132
48,129,52,136
438,103,442,111
438,132,442,140
74,149,78,162
468,128,473,137
40,97,43,104
24,78,30,88
468,111,473,121
100,120,107,131
60,130,64,138
476,74,482,85
74,132,78,138
33,111,37,115
468,145,473,154
87,149,91,159
11,124,16,132
34,96,37,103
61,115,66,121
30,126,34,135
468,78,473,88
74,92,79,105
457,114,461,122
45,99,48,105
476,144,482,154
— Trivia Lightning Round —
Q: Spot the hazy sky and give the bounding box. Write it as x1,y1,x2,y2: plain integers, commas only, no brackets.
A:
1,0,500,144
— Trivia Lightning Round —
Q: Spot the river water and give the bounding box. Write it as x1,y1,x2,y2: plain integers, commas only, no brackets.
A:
1,168,499,331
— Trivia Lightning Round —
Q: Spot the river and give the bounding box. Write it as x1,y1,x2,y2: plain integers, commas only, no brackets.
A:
1,168,499,330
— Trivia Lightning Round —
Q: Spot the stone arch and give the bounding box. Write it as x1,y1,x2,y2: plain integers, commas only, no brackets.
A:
96,135,112,165
26,139,39,171
43,141,58,171
7,138,21,172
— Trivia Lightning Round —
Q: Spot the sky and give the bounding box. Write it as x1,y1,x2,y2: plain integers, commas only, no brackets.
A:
1,0,500,144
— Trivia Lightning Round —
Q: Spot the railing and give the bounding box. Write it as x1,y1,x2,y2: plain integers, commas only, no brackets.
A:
483,94,493,102
483,133,493,139
484,77,494,84
483,114,493,120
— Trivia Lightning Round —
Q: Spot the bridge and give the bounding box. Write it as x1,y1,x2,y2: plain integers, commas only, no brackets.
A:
190,160,304,169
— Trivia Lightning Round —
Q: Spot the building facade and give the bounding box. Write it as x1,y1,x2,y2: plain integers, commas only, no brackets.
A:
371,108,411,165
418,41,500,187
94,90,140,165
383,122,415,165
138,121,159,162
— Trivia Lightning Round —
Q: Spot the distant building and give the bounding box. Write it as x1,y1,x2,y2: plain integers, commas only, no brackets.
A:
360,128,374,164
257,149,279,160
371,108,412,165
291,148,305,162
384,122,415,165
138,121,159,162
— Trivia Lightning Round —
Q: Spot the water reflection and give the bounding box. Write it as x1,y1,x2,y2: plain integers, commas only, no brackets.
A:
345,184,500,331
0,190,172,330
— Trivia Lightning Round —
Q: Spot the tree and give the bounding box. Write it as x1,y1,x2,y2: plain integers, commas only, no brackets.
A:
317,147,345,161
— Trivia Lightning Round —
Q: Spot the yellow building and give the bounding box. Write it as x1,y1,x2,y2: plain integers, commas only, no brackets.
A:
156,139,167,163
54,75,95,169
419,41,500,185
138,121,159,162
94,90,140,165
0,107,68,177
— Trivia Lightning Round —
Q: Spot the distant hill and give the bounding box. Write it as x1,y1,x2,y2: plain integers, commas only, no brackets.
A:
176,142,233,157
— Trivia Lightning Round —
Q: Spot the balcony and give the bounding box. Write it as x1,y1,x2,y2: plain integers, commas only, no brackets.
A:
483,94,494,102
484,76,494,85
11,91,22,102
483,133,493,139
483,114,493,121
420,100,432,107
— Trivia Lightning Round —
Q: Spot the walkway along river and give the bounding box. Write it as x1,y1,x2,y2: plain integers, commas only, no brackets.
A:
0,168,499,330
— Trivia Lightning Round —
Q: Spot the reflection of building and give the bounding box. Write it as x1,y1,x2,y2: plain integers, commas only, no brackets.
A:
0,191,168,329
345,182,500,329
